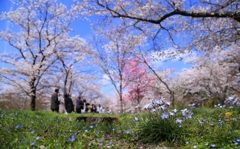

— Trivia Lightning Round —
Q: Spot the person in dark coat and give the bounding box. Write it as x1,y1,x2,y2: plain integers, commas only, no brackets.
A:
51,89,60,113
64,94,74,113
76,96,84,114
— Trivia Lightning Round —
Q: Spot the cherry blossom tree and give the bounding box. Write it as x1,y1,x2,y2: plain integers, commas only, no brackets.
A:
122,57,153,106
0,0,84,111
177,45,240,105
92,25,144,113
78,0,239,53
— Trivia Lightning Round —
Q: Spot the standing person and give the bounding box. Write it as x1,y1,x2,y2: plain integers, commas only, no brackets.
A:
96,104,102,113
106,106,112,114
76,96,84,114
64,94,74,113
51,89,60,113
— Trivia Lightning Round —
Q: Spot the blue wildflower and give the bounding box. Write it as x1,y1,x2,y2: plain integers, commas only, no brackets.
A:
30,129,35,133
210,144,216,148
236,138,240,143
66,139,71,143
193,145,198,148
205,142,209,146
135,117,138,121
126,130,131,134
99,142,104,146
90,125,94,129
21,139,28,143
57,132,61,137
56,143,59,146
70,134,77,142
30,142,36,146
15,124,23,129
112,128,115,131
36,136,40,140
186,142,189,144
84,129,88,133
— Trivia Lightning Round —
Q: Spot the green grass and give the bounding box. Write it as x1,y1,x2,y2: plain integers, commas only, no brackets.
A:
0,107,240,149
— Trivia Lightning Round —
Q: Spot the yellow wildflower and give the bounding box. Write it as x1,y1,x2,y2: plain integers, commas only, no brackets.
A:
225,112,232,117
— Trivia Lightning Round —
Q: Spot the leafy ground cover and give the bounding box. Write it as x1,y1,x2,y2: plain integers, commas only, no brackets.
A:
0,107,240,149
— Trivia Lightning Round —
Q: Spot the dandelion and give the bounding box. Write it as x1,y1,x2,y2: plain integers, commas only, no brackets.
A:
225,112,232,117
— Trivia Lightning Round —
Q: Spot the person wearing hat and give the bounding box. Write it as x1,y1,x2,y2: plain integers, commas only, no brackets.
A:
51,89,60,113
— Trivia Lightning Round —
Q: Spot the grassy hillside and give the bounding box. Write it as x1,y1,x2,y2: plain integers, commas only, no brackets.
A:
0,107,239,149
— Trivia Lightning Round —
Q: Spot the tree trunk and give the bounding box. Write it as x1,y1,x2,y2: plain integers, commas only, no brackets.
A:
31,95,36,111
30,77,36,111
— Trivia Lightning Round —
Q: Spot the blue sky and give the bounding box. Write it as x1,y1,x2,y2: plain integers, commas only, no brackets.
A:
0,0,192,96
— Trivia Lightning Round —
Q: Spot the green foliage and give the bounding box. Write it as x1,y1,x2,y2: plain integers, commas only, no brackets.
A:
136,112,187,145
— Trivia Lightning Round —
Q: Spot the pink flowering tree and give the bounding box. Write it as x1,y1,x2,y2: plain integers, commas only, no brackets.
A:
122,57,153,106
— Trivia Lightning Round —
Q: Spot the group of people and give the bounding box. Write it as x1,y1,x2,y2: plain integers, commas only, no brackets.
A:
50,89,112,114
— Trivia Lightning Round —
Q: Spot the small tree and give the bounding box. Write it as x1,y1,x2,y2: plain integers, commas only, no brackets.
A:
122,57,153,106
